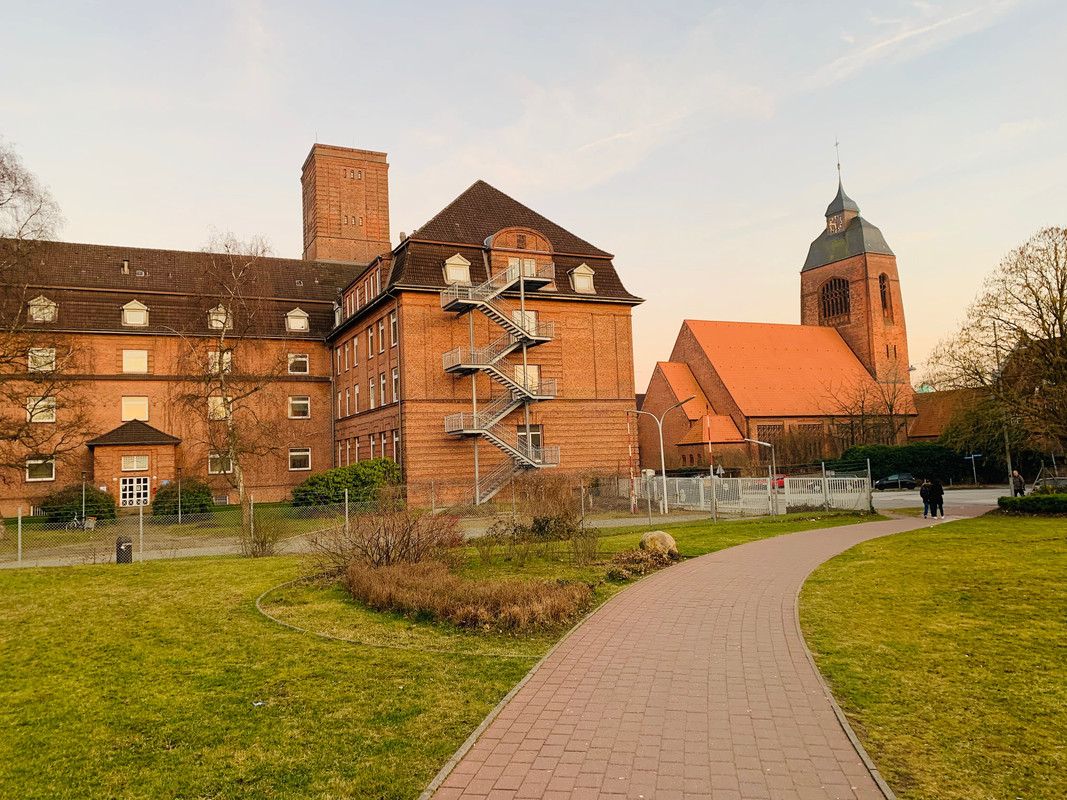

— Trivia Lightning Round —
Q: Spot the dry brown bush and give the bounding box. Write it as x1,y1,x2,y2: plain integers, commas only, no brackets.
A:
345,561,593,631
307,509,462,574
605,548,675,582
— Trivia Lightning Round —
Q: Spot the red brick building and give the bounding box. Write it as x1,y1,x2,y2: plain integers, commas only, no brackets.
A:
0,144,642,514
639,182,915,472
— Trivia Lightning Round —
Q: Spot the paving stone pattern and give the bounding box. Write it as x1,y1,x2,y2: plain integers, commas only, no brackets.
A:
431,515,950,799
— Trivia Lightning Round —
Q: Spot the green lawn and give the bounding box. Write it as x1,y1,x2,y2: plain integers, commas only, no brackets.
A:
800,515,1067,800
0,511,870,799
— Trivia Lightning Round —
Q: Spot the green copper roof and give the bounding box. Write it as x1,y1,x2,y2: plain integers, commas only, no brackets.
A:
802,216,894,271
825,180,860,216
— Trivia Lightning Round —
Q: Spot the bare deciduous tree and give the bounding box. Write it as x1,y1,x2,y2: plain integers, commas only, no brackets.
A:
0,139,89,481
822,377,914,451
926,227,1067,452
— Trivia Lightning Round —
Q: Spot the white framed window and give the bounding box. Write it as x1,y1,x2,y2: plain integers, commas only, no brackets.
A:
369,382,376,410
122,300,149,327
345,388,350,416
289,447,311,471
337,441,342,467
523,257,536,277
28,296,57,323
346,439,351,465
443,253,471,285
123,349,148,374
207,396,229,421
515,363,540,392
381,431,388,458
336,391,342,419
389,311,398,346
393,429,400,464
375,269,381,294
354,384,359,413
358,169,362,180
27,396,56,423
344,341,350,371
570,263,595,294
26,456,56,482
512,308,538,336
121,455,149,472
353,338,359,366
354,437,360,462
207,304,232,330
28,347,56,372
380,373,387,405
288,396,311,419
391,367,399,402
207,350,232,374
121,396,149,422
378,320,385,353
369,434,375,459
208,452,233,474
288,353,309,374
286,308,310,332
335,349,341,376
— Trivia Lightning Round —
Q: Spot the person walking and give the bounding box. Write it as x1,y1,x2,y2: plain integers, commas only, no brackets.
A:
1012,470,1026,497
919,479,933,518
929,479,945,519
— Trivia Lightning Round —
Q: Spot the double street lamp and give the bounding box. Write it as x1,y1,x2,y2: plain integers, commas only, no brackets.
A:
628,395,696,515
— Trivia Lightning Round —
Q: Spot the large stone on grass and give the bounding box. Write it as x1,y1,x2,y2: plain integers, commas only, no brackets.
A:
639,531,679,559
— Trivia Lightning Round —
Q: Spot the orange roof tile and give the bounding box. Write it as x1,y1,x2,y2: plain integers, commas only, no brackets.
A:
678,415,745,444
682,320,887,417
908,388,985,439
655,361,710,421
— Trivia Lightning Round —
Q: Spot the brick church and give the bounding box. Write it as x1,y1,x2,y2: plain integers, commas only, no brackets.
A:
638,181,915,473
0,145,641,515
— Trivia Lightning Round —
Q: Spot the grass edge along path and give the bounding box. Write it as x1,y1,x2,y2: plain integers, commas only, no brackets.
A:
800,514,1067,800
0,511,872,800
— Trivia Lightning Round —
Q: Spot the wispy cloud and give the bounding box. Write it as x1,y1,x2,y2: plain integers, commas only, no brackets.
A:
808,1,1021,89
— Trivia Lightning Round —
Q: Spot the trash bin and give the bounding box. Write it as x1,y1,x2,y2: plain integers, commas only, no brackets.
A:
116,536,133,564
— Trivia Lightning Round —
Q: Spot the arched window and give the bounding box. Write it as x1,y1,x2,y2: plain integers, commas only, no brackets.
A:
820,277,850,321
879,273,892,319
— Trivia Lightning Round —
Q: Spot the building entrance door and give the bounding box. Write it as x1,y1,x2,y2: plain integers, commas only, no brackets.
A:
120,476,150,507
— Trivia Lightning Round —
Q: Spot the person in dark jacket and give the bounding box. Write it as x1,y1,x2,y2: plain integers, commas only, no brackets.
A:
929,479,945,519
1012,470,1026,496
919,479,933,518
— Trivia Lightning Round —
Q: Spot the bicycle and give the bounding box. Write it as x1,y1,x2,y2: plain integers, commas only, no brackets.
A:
65,514,83,531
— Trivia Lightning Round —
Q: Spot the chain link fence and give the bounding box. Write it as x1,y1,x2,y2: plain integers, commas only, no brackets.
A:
1,466,873,568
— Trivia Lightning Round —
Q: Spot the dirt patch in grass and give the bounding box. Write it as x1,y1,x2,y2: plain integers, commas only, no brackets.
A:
801,516,1067,800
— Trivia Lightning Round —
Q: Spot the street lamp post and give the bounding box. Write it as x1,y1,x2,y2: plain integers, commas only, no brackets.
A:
744,438,777,521
81,471,87,523
177,467,183,524
628,395,696,515
964,454,982,485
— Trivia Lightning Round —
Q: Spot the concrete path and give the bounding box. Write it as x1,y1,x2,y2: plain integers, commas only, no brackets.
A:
429,511,979,800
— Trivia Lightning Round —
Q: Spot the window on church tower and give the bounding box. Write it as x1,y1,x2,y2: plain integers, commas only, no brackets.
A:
879,273,892,319
820,278,850,321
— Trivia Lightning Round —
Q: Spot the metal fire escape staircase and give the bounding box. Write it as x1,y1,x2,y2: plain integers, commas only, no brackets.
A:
441,262,560,503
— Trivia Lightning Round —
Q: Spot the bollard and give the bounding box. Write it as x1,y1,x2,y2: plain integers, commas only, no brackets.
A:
116,536,133,564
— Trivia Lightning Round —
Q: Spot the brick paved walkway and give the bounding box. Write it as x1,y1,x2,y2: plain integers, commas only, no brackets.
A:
428,514,971,800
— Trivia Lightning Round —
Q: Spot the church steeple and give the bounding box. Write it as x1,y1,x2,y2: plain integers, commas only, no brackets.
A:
825,181,860,233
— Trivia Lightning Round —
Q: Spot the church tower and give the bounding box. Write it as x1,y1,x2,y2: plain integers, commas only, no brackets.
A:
799,182,910,382
301,144,391,263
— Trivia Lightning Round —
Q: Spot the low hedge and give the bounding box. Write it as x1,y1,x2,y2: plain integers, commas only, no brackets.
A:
998,495,1067,515
152,478,214,515
38,484,117,522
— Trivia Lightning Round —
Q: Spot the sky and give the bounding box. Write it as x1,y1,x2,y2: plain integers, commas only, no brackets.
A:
3,0,1065,391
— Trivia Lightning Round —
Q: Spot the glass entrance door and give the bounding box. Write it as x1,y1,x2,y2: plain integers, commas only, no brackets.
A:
120,476,150,507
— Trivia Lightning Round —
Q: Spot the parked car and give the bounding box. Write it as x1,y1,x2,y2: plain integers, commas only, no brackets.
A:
753,474,788,490
1031,475,1067,492
873,472,916,490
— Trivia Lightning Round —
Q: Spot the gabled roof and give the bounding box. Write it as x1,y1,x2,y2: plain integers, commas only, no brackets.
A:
680,320,882,417
87,420,181,448
411,180,612,257
802,216,894,271
678,415,745,445
655,361,710,421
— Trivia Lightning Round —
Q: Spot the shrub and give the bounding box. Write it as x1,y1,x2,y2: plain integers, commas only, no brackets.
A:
829,443,966,483
38,484,117,522
152,478,214,515
605,548,674,582
571,530,601,566
240,511,285,558
307,508,462,573
998,495,1067,515
345,560,593,630
472,533,499,565
291,459,401,506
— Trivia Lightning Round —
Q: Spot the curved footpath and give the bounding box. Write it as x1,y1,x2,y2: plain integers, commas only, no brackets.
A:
427,508,985,800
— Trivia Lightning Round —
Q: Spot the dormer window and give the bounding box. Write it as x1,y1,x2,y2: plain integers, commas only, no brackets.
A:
570,263,595,294
443,254,472,285
28,296,57,323
207,304,233,330
122,300,149,327
286,308,310,332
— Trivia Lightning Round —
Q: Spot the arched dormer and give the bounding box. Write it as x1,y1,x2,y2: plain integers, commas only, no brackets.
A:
485,227,554,282
819,277,850,322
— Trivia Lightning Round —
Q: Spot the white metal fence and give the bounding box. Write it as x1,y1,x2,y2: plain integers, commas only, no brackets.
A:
647,475,871,518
